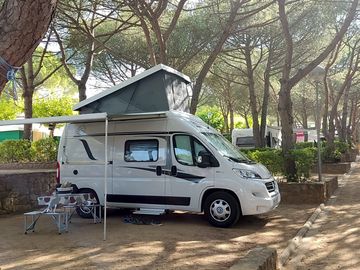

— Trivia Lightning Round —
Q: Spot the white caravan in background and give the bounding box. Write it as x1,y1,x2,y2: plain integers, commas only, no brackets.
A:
232,126,282,149
57,111,281,228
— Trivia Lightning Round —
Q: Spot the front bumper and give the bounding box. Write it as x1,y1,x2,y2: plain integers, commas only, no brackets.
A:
240,179,281,215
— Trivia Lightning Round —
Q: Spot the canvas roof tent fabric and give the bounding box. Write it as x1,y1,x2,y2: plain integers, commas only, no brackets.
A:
73,64,192,115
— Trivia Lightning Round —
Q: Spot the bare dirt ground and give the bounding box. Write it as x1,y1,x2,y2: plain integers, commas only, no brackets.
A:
284,161,360,270
0,203,316,270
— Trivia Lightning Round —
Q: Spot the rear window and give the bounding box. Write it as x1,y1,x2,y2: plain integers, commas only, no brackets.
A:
236,136,255,147
124,140,159,162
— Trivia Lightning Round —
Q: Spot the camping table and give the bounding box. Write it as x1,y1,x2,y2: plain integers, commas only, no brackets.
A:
24,193,101,234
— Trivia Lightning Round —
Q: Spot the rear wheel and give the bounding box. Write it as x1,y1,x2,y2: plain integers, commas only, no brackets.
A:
204,191,240,228
76,188,100,219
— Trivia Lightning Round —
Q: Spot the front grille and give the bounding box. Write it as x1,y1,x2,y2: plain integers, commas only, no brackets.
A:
265,181,275,193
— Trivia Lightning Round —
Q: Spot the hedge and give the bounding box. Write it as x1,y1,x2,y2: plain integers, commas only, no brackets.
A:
243,140,352,181
0,138,59,163
245,149,284,176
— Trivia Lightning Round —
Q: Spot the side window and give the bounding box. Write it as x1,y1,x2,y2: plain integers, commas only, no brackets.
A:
194,140,206,161
124,140,158,162
173,135,209,166
173,135,194,165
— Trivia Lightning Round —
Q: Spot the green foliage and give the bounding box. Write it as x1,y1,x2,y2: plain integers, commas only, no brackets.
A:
33,97,74,131
322,141,350,162
0,140,32,163
334,141,350,154
31,138,59,162
322,146,342,162
196,106,224,131
245,149,284,176
33,97,74,118
0,97,20,120
291,148,317,180
0,138,59,163
235,119,252,129
294,142,315,149
245,147,317,180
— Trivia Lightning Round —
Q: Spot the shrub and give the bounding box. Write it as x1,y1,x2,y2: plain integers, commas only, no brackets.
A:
294,142,315,149
334,141,350,153
246,149,284,175
322,146,342,162
31,138,59,162
0,138,59,163
291,148,317,180
0,140,32,163
245,147,317,181
322,141,350,162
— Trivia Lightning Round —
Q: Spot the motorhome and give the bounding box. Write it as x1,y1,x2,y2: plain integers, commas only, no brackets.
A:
232,126,282,149
58,111,280,227
57,64,280,228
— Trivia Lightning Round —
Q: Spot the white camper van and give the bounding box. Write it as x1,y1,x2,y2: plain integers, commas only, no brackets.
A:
57,111,281,227
232,126,282,149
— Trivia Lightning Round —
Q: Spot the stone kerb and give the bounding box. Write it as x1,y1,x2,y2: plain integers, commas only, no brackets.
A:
312,162,351,174
229,247,277,270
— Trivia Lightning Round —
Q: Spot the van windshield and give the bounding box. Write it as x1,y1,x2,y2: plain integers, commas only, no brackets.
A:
201,132,251,163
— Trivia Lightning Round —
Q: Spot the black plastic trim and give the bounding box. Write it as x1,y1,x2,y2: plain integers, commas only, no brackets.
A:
107,194,190,206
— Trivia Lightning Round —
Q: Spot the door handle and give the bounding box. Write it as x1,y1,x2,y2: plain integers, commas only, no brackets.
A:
171,165,177,176
156,166,162,176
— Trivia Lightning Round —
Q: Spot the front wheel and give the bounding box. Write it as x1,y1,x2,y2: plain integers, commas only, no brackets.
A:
76,188,100,219
204,191,240,228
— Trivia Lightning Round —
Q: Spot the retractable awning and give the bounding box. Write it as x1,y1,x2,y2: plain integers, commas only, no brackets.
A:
0,112,110,241
0,113,108,125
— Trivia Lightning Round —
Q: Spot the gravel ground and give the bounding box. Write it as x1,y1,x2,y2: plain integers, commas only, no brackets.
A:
0,203,316,270
284,161,360,270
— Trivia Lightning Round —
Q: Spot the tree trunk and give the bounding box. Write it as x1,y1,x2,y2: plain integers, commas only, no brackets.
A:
300,96,308,129
223,114,229,134
260,43,273,147
229,107,234,135
78,83,87,102
0,0,57,93
23,87,34,140
278,84,296,180
322,77,330,137
340,83,350,141
244,39,261,147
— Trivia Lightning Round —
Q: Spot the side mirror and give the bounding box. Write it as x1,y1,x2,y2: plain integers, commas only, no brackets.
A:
196,150,211,168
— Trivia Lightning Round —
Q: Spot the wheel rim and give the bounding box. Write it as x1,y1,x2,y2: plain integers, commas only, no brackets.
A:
79,200,94,214
79,194,97,215
210,199,231,222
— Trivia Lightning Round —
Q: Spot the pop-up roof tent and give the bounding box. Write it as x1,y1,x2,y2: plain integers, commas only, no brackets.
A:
73,64,192,115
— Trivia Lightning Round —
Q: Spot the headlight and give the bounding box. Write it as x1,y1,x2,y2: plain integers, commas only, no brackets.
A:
233,168,262,179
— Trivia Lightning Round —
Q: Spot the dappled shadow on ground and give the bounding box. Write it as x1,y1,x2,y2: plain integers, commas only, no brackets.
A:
285,162,360,270
0,203,316,270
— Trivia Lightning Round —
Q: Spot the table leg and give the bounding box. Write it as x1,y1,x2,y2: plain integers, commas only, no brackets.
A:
24,215,27,234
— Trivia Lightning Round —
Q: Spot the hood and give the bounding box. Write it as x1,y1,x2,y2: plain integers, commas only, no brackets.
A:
233,162,272,179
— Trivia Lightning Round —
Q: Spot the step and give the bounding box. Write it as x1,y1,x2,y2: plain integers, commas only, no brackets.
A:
132,208,166,215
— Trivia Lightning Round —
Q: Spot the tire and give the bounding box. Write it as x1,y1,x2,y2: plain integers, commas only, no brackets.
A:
76,188,100,219
204,191,240,228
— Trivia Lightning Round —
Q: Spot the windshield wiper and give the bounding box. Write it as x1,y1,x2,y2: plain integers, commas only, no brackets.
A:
223,155,253,164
